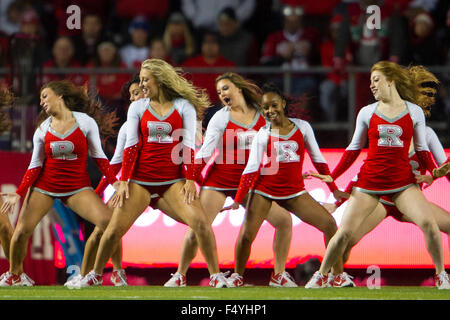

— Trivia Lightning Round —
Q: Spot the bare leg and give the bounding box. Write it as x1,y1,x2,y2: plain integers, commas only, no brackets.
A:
394,186,445,274
234,193,272,275
9,191,54,275
66,189,119,276
80,227,102,276
93,183,150,275
402,202,450,252
318,190,380,275
265,202,292,275
79,226,123,276
342,202,387,263
282,193,344,275
175,189,226,275
0,198,13,263
78,193,128,276
161,181,221,275
428,203,450,253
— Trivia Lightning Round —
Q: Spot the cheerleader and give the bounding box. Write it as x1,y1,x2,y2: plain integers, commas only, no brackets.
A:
305,61,450,289
0,80,118,286
79,59,228,288
70,75,184,288
317,125,450,284
223,82,350,287
165,73,295,288
64,75,146,288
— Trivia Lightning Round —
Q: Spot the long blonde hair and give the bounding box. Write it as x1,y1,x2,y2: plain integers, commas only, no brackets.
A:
141,58,209,120
371,61,439,117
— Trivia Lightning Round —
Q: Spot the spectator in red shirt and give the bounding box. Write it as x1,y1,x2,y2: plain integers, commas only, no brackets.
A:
162,12,196,66
86,40,129,127
319,14,353,122
18,8,40,38
183,31,235,105
405,11,439,65
260,4,320,107
42,36,88,86
261,5,320,69
87,41,129,104
332,0,407,114
5,9,47,93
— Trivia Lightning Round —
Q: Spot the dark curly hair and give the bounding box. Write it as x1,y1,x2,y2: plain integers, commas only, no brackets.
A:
121,73,141,102
261,82,309,120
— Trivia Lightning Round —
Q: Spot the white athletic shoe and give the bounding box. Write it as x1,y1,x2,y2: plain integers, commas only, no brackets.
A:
332,272,356,287
110,269,128,287
164,272,186,287
227,272,244,288
76,270,103,288
269,271,298,287
0,272,10,282
305,271,330,289
327,273,334,286
64,274,83,289
0,272,21,286
20,273,35,287
209,272,229,288
435,271,450,289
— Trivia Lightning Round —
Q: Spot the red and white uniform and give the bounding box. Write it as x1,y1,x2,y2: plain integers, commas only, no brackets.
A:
195,107,267,192
342,127,448,221
234,118,337,203
332,101,436,194
95,122,128,195
381,126,448,207
15,112,117,198
95,121,161,204
120,97,197,185
409,126,448,178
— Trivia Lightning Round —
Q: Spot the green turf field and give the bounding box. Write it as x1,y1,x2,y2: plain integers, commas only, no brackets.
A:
0,286,449,300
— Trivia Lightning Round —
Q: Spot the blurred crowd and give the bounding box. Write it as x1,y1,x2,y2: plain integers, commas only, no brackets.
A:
1,0,450,128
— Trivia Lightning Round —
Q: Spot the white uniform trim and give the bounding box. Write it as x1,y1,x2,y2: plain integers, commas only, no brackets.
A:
346,101,430,152
425,126,447,166
28,112,108,169
125,97,197,150
290,118,326,163
195,107,229,161
242,118,326,175
110,122,127,165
